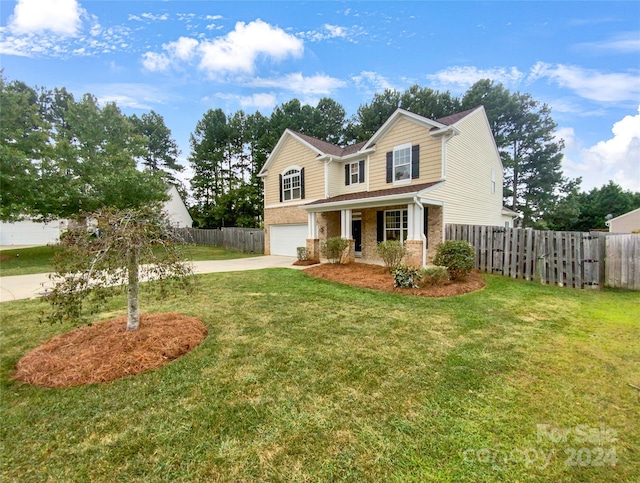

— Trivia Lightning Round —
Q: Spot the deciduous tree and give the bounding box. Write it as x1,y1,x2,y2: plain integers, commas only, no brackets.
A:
43,206,193,331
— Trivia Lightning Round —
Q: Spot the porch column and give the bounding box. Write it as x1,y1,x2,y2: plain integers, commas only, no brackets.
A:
306,211,320,262
341,209,355,263
340,209,352,239
307,212,318,239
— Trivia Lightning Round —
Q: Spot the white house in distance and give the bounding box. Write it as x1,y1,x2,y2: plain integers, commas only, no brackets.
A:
606,207,640,233
0,184,192,246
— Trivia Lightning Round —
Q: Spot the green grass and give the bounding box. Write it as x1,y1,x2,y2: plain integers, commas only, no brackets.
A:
0,244,261,276
1,272,638,482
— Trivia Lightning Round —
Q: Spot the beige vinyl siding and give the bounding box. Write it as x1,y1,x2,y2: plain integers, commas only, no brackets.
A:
426,109,504,226
264,136,324,206
331,159,370,197
368,118,442,192
327,161,343,198
609,209,640,233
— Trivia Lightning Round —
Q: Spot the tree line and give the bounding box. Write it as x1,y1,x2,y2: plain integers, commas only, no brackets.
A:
2,73,638,230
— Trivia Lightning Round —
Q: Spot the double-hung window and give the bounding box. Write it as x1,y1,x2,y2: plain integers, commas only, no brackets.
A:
349,162,360,185
385,209,408,242
282,168,301,201
393,143,412,182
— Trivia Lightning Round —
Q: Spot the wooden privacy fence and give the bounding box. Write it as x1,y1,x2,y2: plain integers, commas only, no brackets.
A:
605,234,640,290
446,224,639,290
179,227,264,254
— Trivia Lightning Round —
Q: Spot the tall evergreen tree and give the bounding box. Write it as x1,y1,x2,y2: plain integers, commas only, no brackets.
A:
130,111,183,180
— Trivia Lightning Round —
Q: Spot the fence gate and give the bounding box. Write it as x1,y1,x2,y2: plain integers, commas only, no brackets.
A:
445,224,601,290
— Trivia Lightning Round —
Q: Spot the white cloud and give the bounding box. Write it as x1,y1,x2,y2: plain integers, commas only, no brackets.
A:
575,32,640,54
141,51,171,72
165,37,199,61
198,20,304,76
426,66,525,90
141,19,304,77
91,83,169,109
351,71,395,93
8,0,83,36
215,92,277,110
250,73,346,95
563,107,640,191
300,23,351,42
529,62,640,103
141,13,169,21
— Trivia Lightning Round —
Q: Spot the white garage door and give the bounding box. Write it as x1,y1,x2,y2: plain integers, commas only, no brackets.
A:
0,220,61,245
270,224,307,257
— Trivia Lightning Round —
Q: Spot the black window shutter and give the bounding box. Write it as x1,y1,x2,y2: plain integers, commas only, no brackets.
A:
344,164,350,186
423,206,429,248
377,211,384,242
300,168,305,199
386,152,393,183
412,145,420,179
279,174,283,202
359,160,365,183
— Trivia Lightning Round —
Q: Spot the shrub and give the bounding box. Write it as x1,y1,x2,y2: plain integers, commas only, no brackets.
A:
433,240,475,280
420,265,450,286
321,237,350,264
296,247,308,261
376,240,407,271
392,264,422,288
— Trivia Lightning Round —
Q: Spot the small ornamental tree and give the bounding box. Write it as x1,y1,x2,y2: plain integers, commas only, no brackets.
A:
43,205,194,330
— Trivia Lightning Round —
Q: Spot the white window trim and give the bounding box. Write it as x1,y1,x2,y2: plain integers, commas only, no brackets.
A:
393,143,412,185
281,166,302,201
349,161,360,185
384,209,408,243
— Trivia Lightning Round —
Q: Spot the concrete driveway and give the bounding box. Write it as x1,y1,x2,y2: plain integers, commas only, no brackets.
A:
0,256,300,303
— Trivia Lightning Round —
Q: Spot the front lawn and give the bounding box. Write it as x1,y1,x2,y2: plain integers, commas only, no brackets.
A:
0,244,261,276
1,271,638,482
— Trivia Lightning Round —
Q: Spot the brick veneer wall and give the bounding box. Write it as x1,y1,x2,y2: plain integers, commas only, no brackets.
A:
263,205,307,255
426,205,443,264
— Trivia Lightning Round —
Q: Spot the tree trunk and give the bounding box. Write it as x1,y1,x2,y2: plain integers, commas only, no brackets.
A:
126,249,140,331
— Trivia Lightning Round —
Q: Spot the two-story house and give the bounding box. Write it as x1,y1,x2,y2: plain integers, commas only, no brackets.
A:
259,106,516,266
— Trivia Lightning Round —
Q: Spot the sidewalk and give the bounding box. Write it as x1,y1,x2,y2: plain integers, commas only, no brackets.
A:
0,256,300,303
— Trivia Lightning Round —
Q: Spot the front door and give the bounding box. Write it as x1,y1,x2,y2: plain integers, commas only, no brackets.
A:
352,219,362,255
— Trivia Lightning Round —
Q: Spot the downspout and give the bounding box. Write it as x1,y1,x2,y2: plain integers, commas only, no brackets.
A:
324,157,333,199
414,195,427,267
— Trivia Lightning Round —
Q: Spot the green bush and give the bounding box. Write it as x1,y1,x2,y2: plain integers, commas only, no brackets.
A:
321,237,350,264
433,240,475,280
296,247,308,261
375,240,407,271
392,264,422,288
420,265,450,286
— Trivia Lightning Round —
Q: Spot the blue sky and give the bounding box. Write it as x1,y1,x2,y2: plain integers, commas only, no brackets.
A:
1,0,639,193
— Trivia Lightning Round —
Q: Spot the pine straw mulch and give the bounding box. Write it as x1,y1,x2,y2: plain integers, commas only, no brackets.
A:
303,262,485,297
13,313,207,388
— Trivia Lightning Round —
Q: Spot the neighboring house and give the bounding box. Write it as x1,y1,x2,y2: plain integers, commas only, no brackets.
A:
606,207,640,233
0,185,192,246
164,184,193,228
259,106,511,265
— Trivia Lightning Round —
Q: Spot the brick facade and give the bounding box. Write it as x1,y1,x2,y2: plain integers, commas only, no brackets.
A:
263,205,307,255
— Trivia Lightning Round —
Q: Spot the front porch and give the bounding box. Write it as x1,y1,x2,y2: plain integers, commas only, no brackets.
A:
303,203,443,267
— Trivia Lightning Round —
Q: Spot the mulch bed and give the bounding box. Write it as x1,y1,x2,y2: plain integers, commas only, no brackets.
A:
13,313,207,388
303,262,485,297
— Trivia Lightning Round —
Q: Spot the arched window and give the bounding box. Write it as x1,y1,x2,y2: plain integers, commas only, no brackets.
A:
280,167,304,201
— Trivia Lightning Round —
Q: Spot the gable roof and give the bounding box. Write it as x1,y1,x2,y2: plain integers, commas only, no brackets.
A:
258,106,485,177
290,130,367,158
435,106,482,126
606,207,640,224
